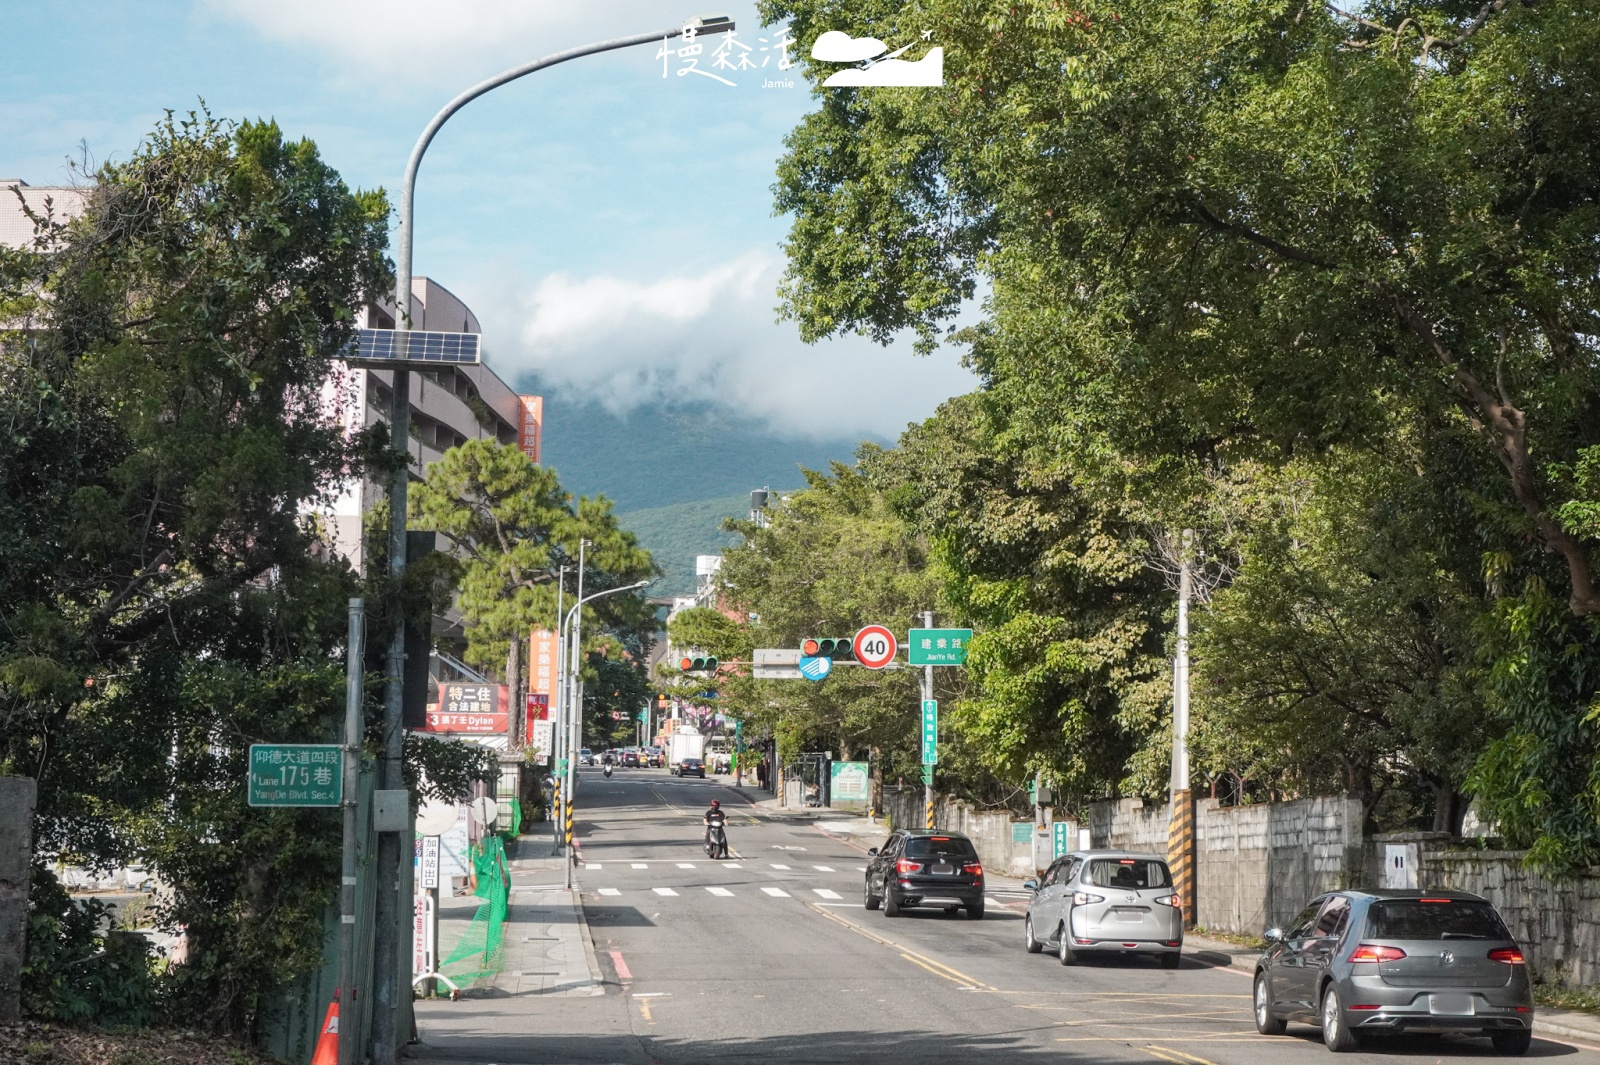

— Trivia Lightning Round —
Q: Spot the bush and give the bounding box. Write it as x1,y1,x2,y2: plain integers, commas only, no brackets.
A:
22,865,159,1027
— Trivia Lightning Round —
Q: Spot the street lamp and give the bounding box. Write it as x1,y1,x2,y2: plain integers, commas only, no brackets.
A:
559,578,651,888
368,17,732,1065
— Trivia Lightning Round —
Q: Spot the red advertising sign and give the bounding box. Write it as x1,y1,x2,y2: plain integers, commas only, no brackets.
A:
525,693,549,740
517,395,543,463
426,683,509,733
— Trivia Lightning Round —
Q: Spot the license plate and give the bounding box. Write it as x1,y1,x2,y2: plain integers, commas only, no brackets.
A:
1428,994,1474,1016
932,863,954,875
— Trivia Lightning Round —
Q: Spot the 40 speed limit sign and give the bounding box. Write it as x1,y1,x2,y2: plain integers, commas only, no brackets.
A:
853,625,899,670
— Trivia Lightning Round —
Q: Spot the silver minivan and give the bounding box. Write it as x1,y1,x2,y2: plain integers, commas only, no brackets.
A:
1022,850,1184,967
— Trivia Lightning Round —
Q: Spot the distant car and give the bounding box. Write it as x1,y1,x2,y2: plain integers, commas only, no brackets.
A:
620,750,641,768
1023,851,1183,967
579,748,594,766
645,746,665,768
1253,890,1533,1054
864,830,985,920
674,757,706,778
601,750,615,765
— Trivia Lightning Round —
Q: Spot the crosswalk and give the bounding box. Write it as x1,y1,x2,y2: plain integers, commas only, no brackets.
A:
584,862,861,872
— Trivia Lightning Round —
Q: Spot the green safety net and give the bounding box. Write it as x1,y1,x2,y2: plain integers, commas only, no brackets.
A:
504,797,522,838
438,835,509,985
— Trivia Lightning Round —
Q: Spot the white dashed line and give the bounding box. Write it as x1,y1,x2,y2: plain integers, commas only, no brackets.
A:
586,863,602,870
632,863,648,869
707,887,734,897
771,864,791,870
812,865,835,872
761,887,790,898
598,888,621,897
813,888,842,900
724,862,742,869
653,887,679,897
676,863,696,869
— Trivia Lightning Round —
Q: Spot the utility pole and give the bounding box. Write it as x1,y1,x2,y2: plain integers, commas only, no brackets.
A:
337,598,363,1065
922,609,935,831
551,568,566,854
563,540,587,887
1167,529,1197,925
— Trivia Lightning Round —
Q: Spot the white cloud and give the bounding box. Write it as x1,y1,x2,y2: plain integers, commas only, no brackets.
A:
200,0,756,86
466,250,977,440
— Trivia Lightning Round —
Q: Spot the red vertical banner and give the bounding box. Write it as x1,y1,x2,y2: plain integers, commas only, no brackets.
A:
525,694,548,740
517,395,543,463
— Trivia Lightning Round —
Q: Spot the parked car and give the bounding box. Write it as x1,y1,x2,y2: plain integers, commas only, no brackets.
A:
579,748,594,766
674,757,706,778
864,830,985,919
1252,889,1533,1054
1022,851,1182,968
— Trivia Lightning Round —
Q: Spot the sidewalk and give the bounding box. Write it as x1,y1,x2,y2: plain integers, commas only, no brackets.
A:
1182,933,1600,1049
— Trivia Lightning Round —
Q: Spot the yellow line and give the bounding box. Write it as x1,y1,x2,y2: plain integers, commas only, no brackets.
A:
808,903,994,989
899,952,968,985
638,998,654,1023
1144,1046,1222,1065
1140,1049,1188,1065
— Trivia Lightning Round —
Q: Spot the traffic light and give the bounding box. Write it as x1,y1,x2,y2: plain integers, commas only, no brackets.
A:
679,655,718,673
800,637,854,661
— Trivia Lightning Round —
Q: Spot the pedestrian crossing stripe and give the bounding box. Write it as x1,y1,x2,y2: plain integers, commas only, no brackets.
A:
587,863,602,870
761,887,789,897
676,863,696,869
724,862,741,868
598,888,621,896
813,865,835,872
706,887,733,897
771,864,790,870
653,887,678,896
631,863,648,869
813,888,842,900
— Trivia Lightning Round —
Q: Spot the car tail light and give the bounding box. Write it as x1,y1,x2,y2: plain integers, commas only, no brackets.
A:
1515,1006,1533,1012
963,862,983,876
1349,944,1407,963
895,859,923,875
1418,898,1453,904
1154,894,1181,908
1073,891,1105,906
1488,948,1526,965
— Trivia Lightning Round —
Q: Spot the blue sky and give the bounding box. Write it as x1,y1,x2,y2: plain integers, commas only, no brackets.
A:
2,1,976,438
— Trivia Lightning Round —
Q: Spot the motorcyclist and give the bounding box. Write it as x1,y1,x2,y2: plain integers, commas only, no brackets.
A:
703,799,729,858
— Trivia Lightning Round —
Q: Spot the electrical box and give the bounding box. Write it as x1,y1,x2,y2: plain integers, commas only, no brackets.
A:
373,789,410,833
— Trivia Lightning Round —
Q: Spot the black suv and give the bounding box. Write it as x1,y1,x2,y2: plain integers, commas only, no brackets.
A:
864,830,985,919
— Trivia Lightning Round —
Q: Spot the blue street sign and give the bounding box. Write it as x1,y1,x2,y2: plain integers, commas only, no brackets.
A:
799,655,833,681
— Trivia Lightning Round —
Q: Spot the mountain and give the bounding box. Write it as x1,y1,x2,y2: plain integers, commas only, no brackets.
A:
520,380,873,595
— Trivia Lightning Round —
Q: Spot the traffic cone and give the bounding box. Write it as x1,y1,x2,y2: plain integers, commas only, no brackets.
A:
310,991,339,1065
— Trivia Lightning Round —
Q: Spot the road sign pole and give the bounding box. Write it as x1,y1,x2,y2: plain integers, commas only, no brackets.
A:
338,598,363,1065
921,610,934,829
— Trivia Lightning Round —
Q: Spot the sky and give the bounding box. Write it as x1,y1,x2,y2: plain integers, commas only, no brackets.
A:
1,1,978,440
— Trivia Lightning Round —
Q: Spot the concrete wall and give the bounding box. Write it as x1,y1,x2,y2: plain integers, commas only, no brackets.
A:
0,776,37,1024
1412,849,1600,988
880,787,1035,877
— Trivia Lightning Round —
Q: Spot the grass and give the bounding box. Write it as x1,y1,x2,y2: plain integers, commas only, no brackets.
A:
1534,983,1600,1017
1191,926,1268,950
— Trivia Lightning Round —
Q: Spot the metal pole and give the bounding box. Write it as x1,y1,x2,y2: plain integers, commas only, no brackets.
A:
337,598,364,1065
1168,529,1196,925
922,609,934,831
375,21,732,1060
551,568,566,853
564,541,587,888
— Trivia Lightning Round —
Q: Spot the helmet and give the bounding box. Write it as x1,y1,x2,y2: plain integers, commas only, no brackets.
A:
710,799,721,808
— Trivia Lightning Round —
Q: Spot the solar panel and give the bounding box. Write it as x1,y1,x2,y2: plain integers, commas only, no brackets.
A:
341,328,481,366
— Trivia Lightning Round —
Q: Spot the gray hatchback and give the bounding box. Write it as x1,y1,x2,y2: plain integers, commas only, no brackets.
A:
1254,890,1534,1054
1022,850,1184,967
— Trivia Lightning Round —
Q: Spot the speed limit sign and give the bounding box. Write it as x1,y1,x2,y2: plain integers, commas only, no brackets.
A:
853,625,899,670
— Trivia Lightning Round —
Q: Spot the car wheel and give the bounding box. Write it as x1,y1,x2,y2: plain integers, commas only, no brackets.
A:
1321,984,1361,1052
967,900,985,920
1490,1030,1532,1056
1025,915,1044,953
884,893,901,918
1058,928,1077,966
1159,951,1180,970
864,878,881,911
1254,974,1286,1035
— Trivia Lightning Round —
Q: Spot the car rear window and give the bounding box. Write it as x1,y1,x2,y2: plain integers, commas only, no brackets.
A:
905,837,978,859
1082,858,1172,890
1365,900,1510,940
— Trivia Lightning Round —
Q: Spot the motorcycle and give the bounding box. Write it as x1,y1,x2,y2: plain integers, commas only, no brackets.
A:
705,822,728,860
603,763,613,778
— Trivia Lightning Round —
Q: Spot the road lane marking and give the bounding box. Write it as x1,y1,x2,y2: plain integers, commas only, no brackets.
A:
586,863,602,870
771,864,791,870
813,865,835,872
653,887,678,896
707,887,734,897
676,863,696,869
813,888,842,900
724,862,742,868
1142,1047,1222,1065
761,887,790,897
609,950,632,980
598,888,621,896
631,863,648,869
806,904,995,990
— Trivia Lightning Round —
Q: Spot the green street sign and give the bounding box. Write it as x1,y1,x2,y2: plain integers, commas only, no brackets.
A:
248,743,342,807
921,699,938,764
908,628,972,666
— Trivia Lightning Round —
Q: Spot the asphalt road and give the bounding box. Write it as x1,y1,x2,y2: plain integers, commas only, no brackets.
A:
415,768,1600,1065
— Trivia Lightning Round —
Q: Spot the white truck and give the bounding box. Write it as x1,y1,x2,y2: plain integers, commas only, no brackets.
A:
668,728,704,773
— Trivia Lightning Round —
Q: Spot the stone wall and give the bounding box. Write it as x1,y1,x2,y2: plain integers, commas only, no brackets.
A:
880,786,1035,877
1414,848,1600,988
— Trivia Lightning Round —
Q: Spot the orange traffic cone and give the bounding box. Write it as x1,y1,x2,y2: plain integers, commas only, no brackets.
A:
310,991,340,1065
